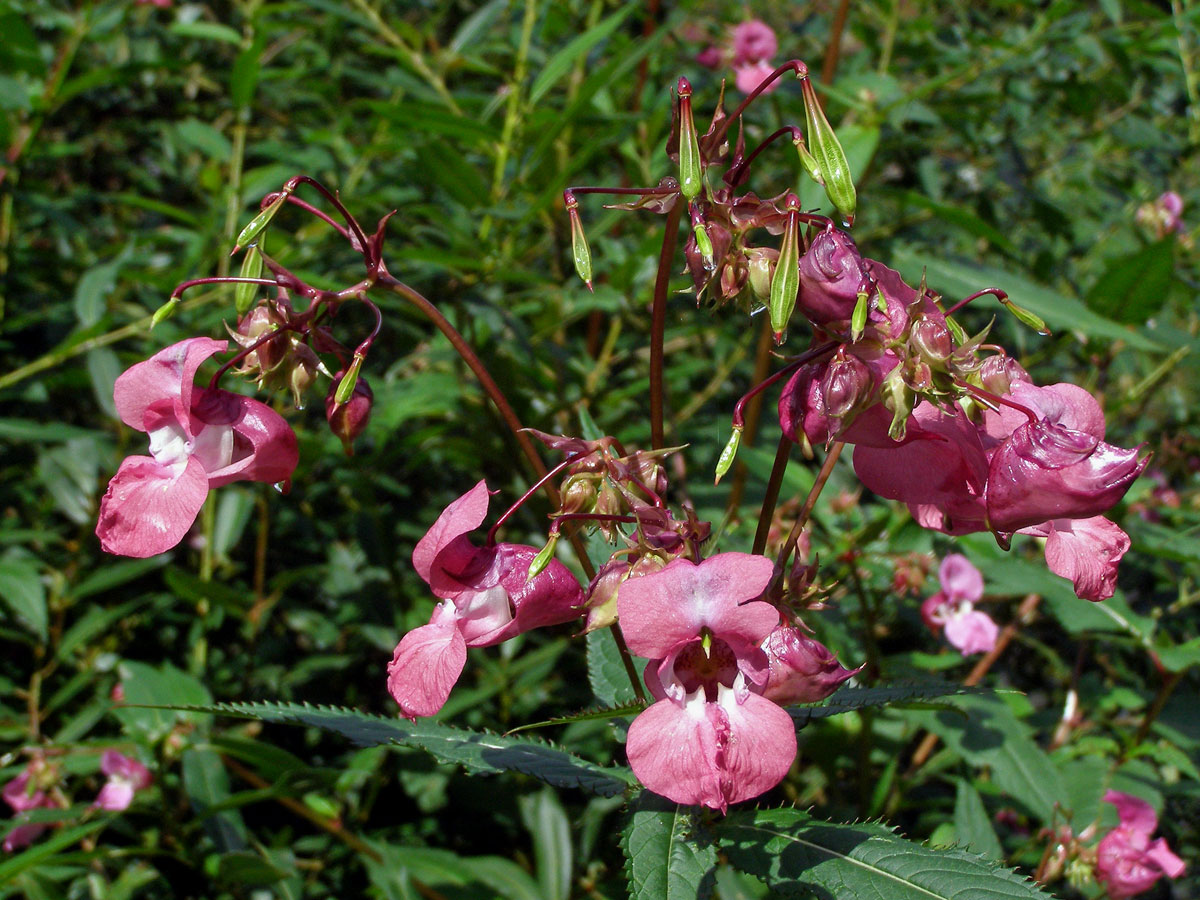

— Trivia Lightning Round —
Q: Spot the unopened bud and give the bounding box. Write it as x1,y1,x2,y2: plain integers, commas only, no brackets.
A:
151,297,180,328
288,343,322,408
761,624,860,705
527,532,560,581
1000,296,1050,335
800,75,857,226
561,475,597,515
234,190,289,252
326,367,373,456
564,191,593,291
821,352,871,418
910,314,953,363
881,365,915,441
747,248,777,300
979,354,1029,395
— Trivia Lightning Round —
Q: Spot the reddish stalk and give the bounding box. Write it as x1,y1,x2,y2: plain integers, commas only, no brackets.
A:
772,441,845,583
907,592,1042,772
717,60,809,146
752,434,795,555
487,455,584,544
959,381,1040,424
649,202,684,450
944,287,1008,317
724,318,776,518
725,126,802,186
820,0,853,87
731,341,838,430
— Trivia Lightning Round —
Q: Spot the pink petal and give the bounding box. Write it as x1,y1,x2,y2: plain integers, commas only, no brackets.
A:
626,689,795,811
2,771,44,813
387,603,467,718
193,390,299,488
617,554,777,660
113,338,227,432
96,455,209,557
732,19,777,64
3,822,47,852
734,61,778,96
1103,789,1159,835
413,481,490,585
93,779,135,812
938,554,983,603
943,609,998,656
1144,838,1186,878
99,751,151,789
1032,516,1130,601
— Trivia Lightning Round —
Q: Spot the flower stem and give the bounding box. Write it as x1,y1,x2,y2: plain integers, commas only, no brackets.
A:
649,202,684,450
774,440,844,578
752,434,794,555
487,455,583,545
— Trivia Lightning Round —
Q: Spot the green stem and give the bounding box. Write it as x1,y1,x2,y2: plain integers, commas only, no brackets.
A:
649,202,684,450
346,0,461,114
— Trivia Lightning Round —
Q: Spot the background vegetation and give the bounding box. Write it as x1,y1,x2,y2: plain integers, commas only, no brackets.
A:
1,0,1197,897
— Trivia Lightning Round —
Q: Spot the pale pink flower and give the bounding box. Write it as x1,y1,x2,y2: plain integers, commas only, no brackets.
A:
96,338,299,558
734,60,779,96
732,20,777,65
93,751,152,812
3,762,57,852
617,553,796,812
1095,790,1185,899
921,554,998,656
387,481,583,718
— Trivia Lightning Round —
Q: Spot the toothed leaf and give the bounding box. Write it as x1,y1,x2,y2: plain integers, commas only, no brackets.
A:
622,792,717,900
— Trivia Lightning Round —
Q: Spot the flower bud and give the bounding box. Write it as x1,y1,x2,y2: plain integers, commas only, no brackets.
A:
228,305,287,381
326,369,373,456
560,475,597,515
761,625,860,705
769,194,801,341
821,352,871,419
978,354,1029,395
910,313,953,364
564,190,593,291
798,228,864,325
288,343,322,408
747,247,777,300
880,364,916,441
583,554,665,633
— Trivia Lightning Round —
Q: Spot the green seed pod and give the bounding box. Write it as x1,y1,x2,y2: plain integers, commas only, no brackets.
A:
793,131,824,186
235,246,264,315
564,192,593,291
527,531,560,581
1000,296,1051,335
801,76,857,226
714,425,743,484
150,297,180,329
235,191,288,251
769,195,802,342
333,353,364,405
677,77,704,202
849,290,869,341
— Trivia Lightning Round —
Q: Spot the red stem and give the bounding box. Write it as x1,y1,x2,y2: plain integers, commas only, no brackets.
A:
171,276,278,299
716,60,809,146
944,287,1008,317
487,455,584,545
725,126,802,186
732,341,838,429
960,381,1039,424
649,202,684,450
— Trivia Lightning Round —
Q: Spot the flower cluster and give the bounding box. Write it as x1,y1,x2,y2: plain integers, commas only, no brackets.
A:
1094,790,1185,899
697,19,781,96
3,752,150,852
921,554,997,656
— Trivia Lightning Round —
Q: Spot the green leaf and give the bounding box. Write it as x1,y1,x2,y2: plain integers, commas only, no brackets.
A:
74,256,123,326
890,252,1164,352
170,701,637,797
519,788,573,900
899,191,1019,257
168,21,243,44
0,557,46,641
622,793,717,900
787,682,991,726
954,779,1003,859
182,746,247,852
365,843,542,900
0,821,107,883
906,694,1065,821
1085,238,1175,324
113,661,212,741
721,807,1055,900
230,39,263,109
587,627,640,707
529,3,636,107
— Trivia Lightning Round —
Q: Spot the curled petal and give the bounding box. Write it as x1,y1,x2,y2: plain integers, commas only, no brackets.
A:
761,626,859,705
1103,789,1159,835
114,338,227,432
96,456,209,558
413,480,490,587
2,771,44,814
3,822,47,852
94,779,136,812
194,390,299,488
1025,516,1131,602
617,554,777,660
798,229,864,325
387,603,467,719
983,381,1106,444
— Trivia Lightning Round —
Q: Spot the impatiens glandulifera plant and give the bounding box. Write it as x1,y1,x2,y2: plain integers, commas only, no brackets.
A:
84,64,1164,900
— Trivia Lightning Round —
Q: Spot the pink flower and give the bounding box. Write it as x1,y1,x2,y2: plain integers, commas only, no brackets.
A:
761,624,860,705
734,61,779,96
921,554,998,656
96,338,299,558
92,751,152,812
617,553,796,812
387,481,583,718
732,20,777,64
3,762,58,852
1095,790,1185,899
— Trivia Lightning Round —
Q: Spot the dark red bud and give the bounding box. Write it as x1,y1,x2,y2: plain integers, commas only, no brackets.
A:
326,370,373,456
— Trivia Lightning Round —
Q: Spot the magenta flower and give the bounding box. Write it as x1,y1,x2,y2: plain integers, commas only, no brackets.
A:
92,751,152,812
921,554,998,656
1095,790,1185,899
617,553,796,812
734,60,779,96
732,20,777,64
3,761,58,852
387,481,583,718
96,338,299,558
761,624,860,705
